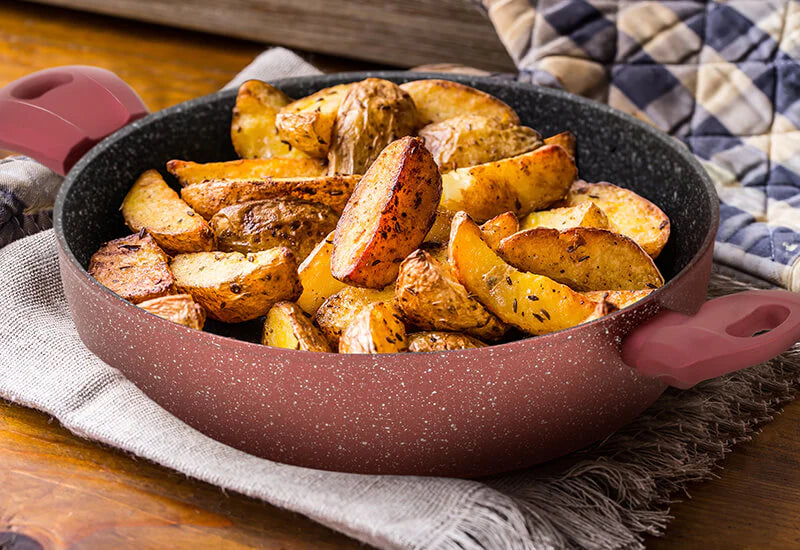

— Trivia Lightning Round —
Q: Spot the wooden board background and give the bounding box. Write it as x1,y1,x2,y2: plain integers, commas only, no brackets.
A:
27,0,517,72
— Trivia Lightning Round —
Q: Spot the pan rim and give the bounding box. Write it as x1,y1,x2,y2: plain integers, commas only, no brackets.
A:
53,71,720,357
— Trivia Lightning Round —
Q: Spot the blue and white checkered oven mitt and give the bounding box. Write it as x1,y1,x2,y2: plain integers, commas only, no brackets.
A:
481,0,800,291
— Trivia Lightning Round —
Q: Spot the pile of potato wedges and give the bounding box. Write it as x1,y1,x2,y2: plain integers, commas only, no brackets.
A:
89,77,670,354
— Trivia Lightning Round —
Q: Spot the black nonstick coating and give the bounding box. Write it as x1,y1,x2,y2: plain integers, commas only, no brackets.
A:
56,72,718,335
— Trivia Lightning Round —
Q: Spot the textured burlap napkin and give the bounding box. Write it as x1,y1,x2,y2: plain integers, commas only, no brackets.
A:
2,48,800,550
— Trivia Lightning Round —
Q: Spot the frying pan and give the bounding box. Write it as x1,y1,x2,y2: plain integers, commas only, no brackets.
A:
2,66,800,478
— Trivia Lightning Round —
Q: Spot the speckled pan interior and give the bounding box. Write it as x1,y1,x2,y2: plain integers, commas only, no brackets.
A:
56,72,718,342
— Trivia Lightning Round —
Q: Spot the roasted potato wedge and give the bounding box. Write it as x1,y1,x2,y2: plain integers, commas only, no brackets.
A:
314,285,396,347
408,331,486,352
231,80,307,159
400,79,519,126
180,175,360,219
89,232,175,304
449,213,601,335
544,131,576,159
338,302,408,354
210,198,338,260
121,170,215,254
327,78,418,175
418,115,542,171
499,227,664,292
138,294,206,330
276,83,352,157
166,158,325,186
424,209,455,244
558,181,670,258
440,144,576,222
262,301,331,352
395,249,507,340
585,290,653,311
520,202,611,232
296,232,347,315
332,136,442,288
480,212,519,251
171,248,301,323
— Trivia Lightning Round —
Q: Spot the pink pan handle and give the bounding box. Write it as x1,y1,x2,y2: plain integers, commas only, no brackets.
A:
622,290,800,389
0,66,148,175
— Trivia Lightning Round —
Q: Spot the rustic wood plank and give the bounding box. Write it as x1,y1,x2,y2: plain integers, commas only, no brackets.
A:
28,0,516,72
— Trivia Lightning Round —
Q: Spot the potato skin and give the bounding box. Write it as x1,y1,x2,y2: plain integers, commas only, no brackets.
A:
180,175,360,219
88,232,175,304
424,209,455,244
418,115,542,171
499,227,664,292
210,198,338,260
338,302,408,354
167,158,326,186
407,331,486,352
262,301,331,352
121,170,215,254
313,286,395,348
332,136,442,289
557,181,670,258
395,249,507,340
480,212,519,251
296,232,347,315
276,83,352,157
138,294,206,330
231,80,307,159
520,202,610,232
440,144,576,222
400,79,519,126
544,131,576,159
170,248,302,323
327,78,418,175
448,212,602,336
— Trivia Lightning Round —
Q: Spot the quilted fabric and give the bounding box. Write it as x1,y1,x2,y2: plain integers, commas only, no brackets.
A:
483,0,800,290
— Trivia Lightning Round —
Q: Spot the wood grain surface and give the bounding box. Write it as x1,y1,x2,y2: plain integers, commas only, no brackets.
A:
28,0,516,72
1,2,799,549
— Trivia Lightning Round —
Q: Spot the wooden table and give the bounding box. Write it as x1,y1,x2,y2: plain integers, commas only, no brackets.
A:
1,2,799,548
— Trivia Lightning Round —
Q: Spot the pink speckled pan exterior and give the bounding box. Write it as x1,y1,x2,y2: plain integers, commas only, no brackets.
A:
59,242,713,477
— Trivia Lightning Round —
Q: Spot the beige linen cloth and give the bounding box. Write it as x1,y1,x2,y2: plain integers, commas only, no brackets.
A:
2,48,799,550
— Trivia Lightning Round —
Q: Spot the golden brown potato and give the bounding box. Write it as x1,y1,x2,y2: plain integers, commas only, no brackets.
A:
314,286,396,347
407,331,486,352
166,158,326,186
138,294,206,330
449,213,602,335
558,181,670,258
231,80,307,159
170,249,301,323
331,136,442,289
121,170,215,254
262,301,331,352
424,209,455,244
88,232,175,304
338,302,408,354
440,144,577,222
327,78,418,175
480,212,519,251
418,115,542,171
585,290,653,311
544,131,576,159
519,202,611,232
210,198,338,260
180,175,360,219
499,227,664,292
296,232,347,315
275,83,352,157
400,79,519,126
395,249,507,340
